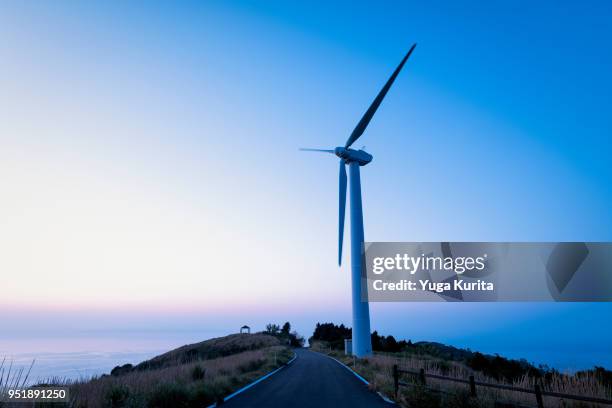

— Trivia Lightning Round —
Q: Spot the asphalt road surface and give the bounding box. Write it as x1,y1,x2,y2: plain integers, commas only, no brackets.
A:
222,348,392,408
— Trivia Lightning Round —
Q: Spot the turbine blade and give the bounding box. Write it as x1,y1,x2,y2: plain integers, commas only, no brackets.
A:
299,148,335,153
345,43,417,148
338,161,347,266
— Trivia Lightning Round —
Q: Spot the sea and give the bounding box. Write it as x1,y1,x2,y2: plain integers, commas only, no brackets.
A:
1,331,610,385
0,331,224,384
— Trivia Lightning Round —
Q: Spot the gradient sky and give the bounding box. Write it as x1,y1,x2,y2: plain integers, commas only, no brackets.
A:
1,1,611,369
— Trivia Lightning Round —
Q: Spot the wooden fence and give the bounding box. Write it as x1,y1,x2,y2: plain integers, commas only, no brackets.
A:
392,365,612,407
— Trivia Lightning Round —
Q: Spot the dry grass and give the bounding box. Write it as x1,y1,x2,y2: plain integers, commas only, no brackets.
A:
311,342,612,408
0,357,35,404
69,345,291,407
141,333,282,368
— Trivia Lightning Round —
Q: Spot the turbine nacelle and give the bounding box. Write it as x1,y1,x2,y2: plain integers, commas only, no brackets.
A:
334,147,373,166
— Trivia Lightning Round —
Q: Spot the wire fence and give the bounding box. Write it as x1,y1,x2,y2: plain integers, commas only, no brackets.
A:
392,365,612,408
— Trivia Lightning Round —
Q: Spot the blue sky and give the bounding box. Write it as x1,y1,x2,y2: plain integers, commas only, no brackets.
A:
1,1,611,369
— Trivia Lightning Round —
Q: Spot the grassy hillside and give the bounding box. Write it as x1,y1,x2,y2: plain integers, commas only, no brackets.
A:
311,341,612,408
69,333,292,408
133,333,282,371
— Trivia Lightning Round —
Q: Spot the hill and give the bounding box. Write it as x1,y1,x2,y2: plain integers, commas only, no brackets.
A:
126,333,282,372
69,333,292,408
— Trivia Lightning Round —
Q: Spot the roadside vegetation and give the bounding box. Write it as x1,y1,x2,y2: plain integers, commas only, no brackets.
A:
2,324,301,408
69,332,293,408
310,322,612,408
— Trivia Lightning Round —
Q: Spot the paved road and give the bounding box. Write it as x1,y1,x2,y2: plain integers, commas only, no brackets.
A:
223,349,391,408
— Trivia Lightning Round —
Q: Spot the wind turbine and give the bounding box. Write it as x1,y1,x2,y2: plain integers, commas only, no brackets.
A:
301,44,417,357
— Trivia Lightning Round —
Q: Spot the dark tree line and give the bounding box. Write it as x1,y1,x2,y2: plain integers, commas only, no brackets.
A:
371,330,411,353
309,323,410,353
308,322,352,350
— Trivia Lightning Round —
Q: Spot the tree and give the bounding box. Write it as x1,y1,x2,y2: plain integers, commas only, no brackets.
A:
309,322,352,350
290,331,305,347
264,322,304,348
383,335,400,352
371,331,383,351
265,323,280,335
371,332,403,352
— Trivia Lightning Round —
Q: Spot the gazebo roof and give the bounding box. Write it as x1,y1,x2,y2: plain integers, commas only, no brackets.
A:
241,325,250,328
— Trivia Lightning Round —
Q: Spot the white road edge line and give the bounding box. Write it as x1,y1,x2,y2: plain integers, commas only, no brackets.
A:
206,352,297,408
322,352,396,405
326,355,369,385
377,391,395,404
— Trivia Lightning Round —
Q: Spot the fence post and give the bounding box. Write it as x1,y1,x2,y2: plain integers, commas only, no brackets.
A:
393,365,399,398
419,368,426,385
469,375,476,397
534,383,544,408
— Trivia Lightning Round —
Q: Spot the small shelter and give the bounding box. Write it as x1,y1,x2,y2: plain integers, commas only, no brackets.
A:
240,325,251,334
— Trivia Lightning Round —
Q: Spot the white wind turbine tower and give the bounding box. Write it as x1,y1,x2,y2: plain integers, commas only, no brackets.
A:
301,44,417,357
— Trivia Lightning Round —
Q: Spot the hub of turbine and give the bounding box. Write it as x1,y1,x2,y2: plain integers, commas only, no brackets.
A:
334,147,373,166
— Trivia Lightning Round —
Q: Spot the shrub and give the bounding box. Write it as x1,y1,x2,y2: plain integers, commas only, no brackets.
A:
238,359,265,373
104,384,130,408
110,364,133,377
265,324,281,335
189,386,215,406
443,390,481,408
147,382,224,408
147,383,190,408
402,385,441,408
191,365,205,381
